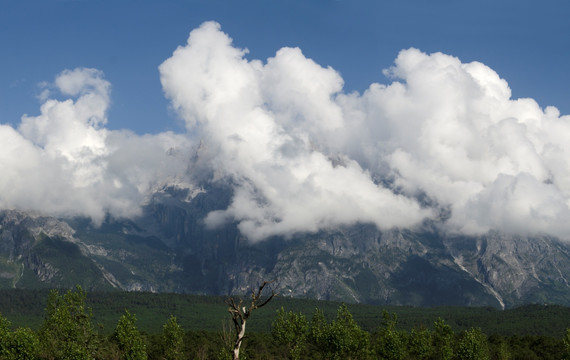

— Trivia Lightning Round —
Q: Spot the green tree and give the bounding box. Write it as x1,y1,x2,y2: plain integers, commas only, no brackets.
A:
7,327,40,360
160,316,184,360
456,327,490,360
309,308,328,352
563,328,570,360
0,314,40,360
39,286,96,360
407,327,431,360
496,340,511,360
0,313,11,357
375,310,406,360
310,304,369,360
431,318,454,360
271,307,309,360
113,310,147,360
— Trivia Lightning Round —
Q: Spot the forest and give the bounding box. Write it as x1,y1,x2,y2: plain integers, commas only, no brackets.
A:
0,286,569,359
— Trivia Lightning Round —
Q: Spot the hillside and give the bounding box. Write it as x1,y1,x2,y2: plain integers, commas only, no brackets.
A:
0,182,569,308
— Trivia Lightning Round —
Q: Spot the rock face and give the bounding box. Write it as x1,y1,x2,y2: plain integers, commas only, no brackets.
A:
445,232,570,307
0,210,112,290
1,184,570,308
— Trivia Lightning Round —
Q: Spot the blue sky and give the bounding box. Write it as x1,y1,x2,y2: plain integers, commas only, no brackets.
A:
3,0,570,240
1,0,569,135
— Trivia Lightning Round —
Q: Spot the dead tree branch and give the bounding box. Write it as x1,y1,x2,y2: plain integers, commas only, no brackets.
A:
225,281,277,360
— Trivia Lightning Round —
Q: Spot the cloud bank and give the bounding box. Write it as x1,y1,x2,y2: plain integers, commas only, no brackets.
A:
2,21,570,241
1,68,190,224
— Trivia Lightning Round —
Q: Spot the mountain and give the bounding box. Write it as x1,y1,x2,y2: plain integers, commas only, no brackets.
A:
1,182,569,309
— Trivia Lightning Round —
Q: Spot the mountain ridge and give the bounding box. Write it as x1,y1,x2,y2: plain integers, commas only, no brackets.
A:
1,183,569,308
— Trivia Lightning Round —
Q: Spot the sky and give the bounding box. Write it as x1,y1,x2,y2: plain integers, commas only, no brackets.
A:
1,0,570,241
2,0,569,134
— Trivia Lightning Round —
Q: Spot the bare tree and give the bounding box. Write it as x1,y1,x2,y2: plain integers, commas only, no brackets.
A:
225,281,276,360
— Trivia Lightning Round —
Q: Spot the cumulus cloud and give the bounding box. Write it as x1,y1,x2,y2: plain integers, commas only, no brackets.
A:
0,68,190,223
349,48,570,239
3,21,570,242
160,21,570,241
159,21,431,241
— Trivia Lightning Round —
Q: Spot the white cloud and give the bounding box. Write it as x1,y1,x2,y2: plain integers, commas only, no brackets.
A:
161,22,570,241
0,68,190,223
3,21,570,242
349,48,570,239
160,21,434,241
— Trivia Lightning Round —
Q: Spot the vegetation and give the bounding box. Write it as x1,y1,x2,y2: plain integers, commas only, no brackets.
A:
113,310,147,360
38,286,96,360
159,316,184,360
2,288,569,336
0,314,40,360
272,307,309,360
0,287,568,359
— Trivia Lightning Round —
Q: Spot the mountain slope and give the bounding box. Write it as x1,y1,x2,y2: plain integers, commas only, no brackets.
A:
1,183,569,308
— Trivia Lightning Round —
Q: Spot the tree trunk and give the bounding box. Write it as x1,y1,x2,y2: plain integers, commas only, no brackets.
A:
226,281,276,360
232,318,246,360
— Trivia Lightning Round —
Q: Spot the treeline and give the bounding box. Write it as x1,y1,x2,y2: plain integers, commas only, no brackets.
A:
271,305,570,360
2,288,570,337
1,286,570,359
